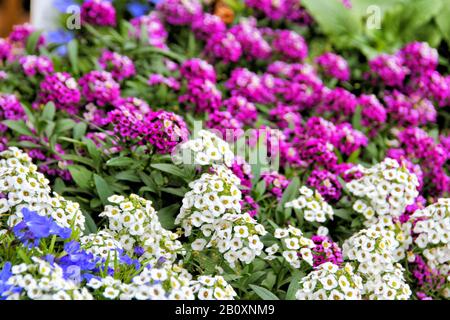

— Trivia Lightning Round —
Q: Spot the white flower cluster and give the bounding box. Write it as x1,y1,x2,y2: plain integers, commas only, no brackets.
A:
2,257,93,300
295,262,363,300
175,165,266,267
178,130,235,167
411,199,450,276
342,226,397,276
0,147,85,232
366,216,413,262
80,230,124,267
363,263,412,300
191,275,237,300
285,186,334,223
87,263,195,300
265,226,315,268
347,158,419,221
99,194,183,264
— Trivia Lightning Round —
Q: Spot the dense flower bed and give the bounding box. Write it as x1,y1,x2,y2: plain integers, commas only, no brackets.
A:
0,0,448,300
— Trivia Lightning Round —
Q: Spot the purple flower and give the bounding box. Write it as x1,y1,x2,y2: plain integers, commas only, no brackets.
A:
78,70,121,106
8,23,45,48
315,52,350,81
157,0,202,25
230,17,272,60
38,72,81,114
81,0,117,27
98,50,136,81
192,13,226,41
307,170,342,202
272,30,308,61
180,58,216,83
130,12,168,48
179,79,222,113
369,53,409,87
19,55,54,77
400,41,438,74
205,32,243,63
0,94,26,133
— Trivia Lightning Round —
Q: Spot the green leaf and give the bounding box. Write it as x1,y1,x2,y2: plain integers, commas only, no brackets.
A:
82,211,97,235
150,163,187,180
352,106,362,131
278,177,300,210
83,138,102,168
94,174,114,205
435,0,450,43
42,102,56,121
161,187,187,197
55,119,76,134
302,0,362,38
106,157,136,167
67,39,79,74
286,273,302,300
26,31,43,54
2,120,33,136
157,203,180,229
73,122,88,140
249,285,280,300
67,165,93,190
115,170,141,182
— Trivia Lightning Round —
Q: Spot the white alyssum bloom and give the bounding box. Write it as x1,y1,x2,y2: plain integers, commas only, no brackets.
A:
342,226,397,276
266,226,315,268
346,158,419,221
178,130,235,167
0,147,85,232
191,275,237,300
175,165,266,268
366,216,413,262
87,263,195,300
410,198,449,293
285,186,334,223
99,194,183,265
80,230,124,267
363,263,412,300
2,257,93,300
296,262,363,300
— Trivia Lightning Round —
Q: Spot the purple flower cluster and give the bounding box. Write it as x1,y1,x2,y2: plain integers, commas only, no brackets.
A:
8,23,45,48
98,51,136,81
410,254,446,297
79,71,120,106
157,0,202,26
306,169,342,202
245,0,313,25
0,94,26,133
223,96,258,126
130,12,168,48
317,87,358,121
148,74,181,90
311,235,344,268
261,171,290,199
369,53,408,87
392,127,449,196
272,30,308,61
19,55,54,77
358,94,387,135
206,111,243,141
192,13,226,41
205,32,242,63
0,39,12,62
81,0,117,27
229,18,272,60
315,52,350,81
179,79,222,113
38,72,81,114
180,58,216,83
109,106,189,154
384,91,436,127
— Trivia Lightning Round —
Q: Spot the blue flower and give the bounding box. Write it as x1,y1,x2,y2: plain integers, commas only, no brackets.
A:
0,262,20,300
127,2,150,18
13,208,72,248
53,0,76,12
46,30,75,56
58,241,98,281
